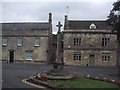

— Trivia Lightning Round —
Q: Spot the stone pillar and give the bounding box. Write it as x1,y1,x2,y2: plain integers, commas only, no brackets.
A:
47,13,53,64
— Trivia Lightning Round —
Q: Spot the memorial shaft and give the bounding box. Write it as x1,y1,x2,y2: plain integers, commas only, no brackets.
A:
56,22,62,63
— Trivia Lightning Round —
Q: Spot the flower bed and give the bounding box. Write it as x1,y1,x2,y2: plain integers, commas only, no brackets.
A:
84,75,120,85
27,73,119,88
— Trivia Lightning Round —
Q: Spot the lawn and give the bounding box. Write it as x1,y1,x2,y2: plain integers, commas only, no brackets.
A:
46,78,119,88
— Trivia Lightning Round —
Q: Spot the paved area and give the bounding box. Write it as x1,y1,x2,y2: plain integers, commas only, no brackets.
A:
65,65,119,80
2,63,119,88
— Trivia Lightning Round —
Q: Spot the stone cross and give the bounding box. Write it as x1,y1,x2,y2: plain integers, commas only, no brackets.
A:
56,22,63,33
53,21,64,70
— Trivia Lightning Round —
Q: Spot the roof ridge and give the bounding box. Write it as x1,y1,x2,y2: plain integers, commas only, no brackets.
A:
1,22,49,24
68,20,107,22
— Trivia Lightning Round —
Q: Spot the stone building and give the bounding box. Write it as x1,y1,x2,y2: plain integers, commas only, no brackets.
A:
1,13,53,64
63,15,117,66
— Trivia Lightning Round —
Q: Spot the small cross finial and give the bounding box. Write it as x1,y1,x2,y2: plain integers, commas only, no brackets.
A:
66,6,69,15
56,22,62,33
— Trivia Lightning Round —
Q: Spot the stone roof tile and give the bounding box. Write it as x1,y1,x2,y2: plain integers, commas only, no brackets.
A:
1,22,49,30
65,20,112,30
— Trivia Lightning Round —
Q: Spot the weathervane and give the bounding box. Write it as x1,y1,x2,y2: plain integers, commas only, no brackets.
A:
66,6,69,15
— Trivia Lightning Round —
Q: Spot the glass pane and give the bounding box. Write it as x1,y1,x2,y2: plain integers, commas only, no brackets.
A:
17,38,22,46
2,38,7,46
26,52,32,60
35,37,40,46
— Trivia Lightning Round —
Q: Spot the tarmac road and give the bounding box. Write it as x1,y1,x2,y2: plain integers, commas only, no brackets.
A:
2,63,52,88
2,62,119,88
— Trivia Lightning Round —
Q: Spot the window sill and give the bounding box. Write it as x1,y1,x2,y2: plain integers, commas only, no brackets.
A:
17,45,22,47
26,59,32,61
2,45,7,47
101,61,110,62
34,45,40,47
74,60,81,61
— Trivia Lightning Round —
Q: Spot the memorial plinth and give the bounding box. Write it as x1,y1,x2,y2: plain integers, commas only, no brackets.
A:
44,22,74,79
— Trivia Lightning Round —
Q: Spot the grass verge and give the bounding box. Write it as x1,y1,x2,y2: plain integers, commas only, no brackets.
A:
45,77,119,88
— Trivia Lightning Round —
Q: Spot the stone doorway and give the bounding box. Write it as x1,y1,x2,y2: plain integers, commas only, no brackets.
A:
89,54,95,66
9,49,15,63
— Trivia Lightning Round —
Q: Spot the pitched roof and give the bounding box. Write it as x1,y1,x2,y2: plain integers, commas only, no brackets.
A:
1,22,49,30
64,20,112,30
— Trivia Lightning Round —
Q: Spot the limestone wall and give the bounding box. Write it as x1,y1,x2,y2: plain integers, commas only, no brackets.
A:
63,32,117,66
64,33,117,50
2,30,49,63
64,50,117,66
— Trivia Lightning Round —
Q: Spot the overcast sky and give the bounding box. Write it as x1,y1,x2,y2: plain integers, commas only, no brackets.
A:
1,0,116,34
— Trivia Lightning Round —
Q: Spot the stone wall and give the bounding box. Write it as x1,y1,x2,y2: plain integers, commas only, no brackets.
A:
64,50,117,66
64,33,117,50
2,30,49,63
63,32,117,66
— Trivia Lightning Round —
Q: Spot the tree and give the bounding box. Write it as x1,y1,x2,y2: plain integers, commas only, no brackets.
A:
107,0,120,66
107,0,120,42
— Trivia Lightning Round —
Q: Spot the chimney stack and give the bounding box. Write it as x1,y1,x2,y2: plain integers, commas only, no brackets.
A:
64,15,68,29
65,15,68,23
49,13,52,23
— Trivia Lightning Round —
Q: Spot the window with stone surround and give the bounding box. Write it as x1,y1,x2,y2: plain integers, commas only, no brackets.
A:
26,51,33,61
73,38,81,46
2,37,7,46
17,38,22,47
73,52,81,61
34,37,40,47
101,52,110,62
102,38,110,46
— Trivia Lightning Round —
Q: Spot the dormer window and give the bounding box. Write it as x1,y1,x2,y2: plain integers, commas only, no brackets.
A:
89,23,96,30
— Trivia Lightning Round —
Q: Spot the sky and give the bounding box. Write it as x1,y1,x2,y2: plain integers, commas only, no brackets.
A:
1,0,116,34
